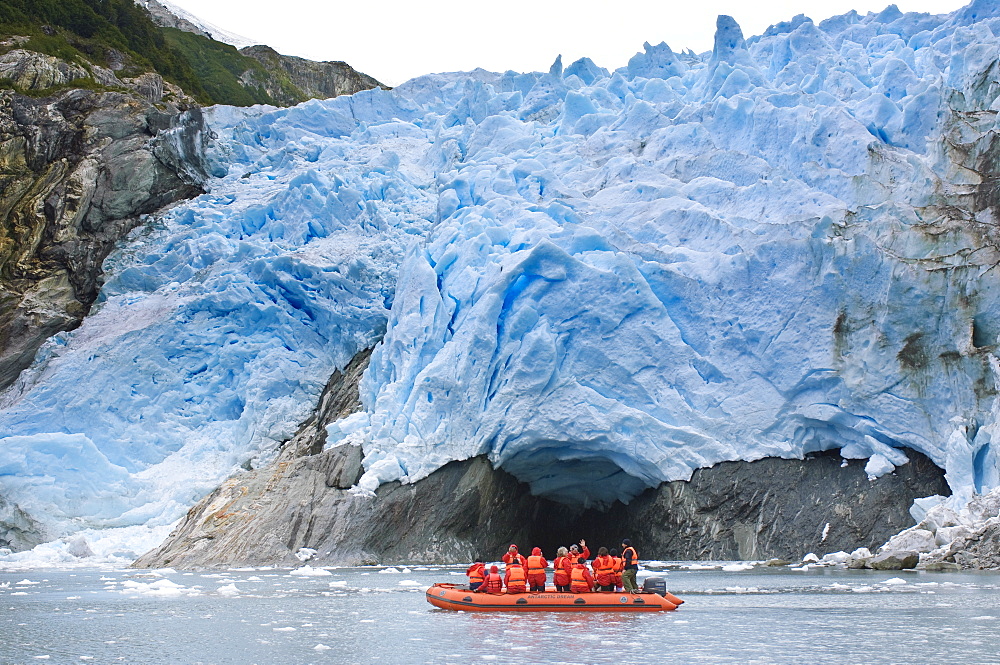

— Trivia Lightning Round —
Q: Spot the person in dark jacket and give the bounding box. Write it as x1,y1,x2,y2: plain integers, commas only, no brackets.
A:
621,538,639,593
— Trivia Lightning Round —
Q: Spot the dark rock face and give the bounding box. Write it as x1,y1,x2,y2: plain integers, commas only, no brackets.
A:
0,493,41,551
926,520,1000,569
239,45,385,101
553,451,950,561
0,85,208,390
133,346,950,568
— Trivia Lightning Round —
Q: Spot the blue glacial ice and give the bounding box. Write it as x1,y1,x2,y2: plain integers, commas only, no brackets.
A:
5,1,1000,553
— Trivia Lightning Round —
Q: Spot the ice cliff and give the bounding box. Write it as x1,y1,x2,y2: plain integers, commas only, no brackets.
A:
5,1,1000,558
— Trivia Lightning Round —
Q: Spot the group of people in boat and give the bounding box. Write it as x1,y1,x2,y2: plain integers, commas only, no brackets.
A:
465,539,640,594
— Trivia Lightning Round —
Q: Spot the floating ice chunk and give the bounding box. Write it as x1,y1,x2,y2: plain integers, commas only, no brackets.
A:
398,580,422,586
121,578,190,597
881,578,908,585
273,627,296,632
290,566,332,577
378,567,401,574
314,644,332,651
802,553,820,564
217,584,240,596
721,563,752,572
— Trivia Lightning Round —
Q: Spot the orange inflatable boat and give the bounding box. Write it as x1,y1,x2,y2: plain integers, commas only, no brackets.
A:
426,578,684,612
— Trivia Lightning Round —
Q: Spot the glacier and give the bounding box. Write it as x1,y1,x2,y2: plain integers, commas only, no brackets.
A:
5,1,1000,557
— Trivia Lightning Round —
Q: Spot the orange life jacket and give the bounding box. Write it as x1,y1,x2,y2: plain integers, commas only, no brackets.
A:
553,556,569,583
570,563,591,591
611,556,624,573
507,565,526,585
594,555,615,575
467,564,485,585
482,572,503,593
527,555,545,574
623,546,638,568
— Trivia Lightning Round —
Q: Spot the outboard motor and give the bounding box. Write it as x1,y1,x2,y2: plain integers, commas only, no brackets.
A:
642,576,666,596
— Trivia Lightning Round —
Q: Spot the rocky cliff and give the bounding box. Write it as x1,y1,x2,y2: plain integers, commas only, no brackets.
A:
135,0,386,104
239,45,386,100
0,49,209,392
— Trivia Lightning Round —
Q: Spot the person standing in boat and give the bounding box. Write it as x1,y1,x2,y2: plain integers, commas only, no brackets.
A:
621,539,639,593
504,559,528,593
466,558,486,591
592,547,616,592
569,557,595,593
501,544,527,569
526,547,548,592
552,546,571,592
476,565,504,594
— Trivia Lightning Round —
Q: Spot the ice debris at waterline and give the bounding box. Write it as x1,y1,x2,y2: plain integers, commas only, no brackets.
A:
5,2,1000,559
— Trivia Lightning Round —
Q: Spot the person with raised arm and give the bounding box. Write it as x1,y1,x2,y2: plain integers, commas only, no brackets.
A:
501,544,527,568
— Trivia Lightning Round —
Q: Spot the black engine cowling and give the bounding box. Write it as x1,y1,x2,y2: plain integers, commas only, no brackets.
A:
642,576,666,596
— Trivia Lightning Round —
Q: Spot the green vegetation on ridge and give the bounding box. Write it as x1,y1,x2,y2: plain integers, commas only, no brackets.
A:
0,0,310,105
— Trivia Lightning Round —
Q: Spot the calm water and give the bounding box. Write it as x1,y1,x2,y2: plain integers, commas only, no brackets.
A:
2,563,998,664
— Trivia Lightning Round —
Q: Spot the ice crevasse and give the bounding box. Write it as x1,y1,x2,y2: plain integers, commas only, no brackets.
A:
4,1,1000,555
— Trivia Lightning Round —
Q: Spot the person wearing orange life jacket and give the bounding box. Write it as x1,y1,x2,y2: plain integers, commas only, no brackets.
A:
504,559,528,594
609,548,624,592
569,557,595,593
591,547,616,592
621,538,639,593
526,547,548,592
561,539,591,585
501,544,527,569
476,565,504,593
552,546,571,592
466,558,486,591
568,539,590,562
